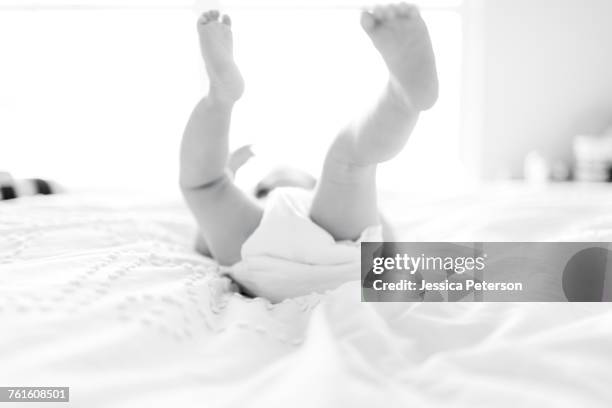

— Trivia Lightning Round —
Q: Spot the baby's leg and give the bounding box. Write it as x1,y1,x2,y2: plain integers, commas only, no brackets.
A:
181,11,262,266
310,3,438,240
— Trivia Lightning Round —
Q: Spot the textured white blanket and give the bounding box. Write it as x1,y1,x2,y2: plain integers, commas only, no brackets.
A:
1,186,612,407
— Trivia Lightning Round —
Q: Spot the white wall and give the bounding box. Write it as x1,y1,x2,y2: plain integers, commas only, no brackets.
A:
480,0,612,179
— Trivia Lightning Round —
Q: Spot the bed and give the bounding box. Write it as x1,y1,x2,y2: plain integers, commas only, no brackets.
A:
1,184,612,407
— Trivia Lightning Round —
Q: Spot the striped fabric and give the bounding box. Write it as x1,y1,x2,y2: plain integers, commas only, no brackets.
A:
0,173,59,201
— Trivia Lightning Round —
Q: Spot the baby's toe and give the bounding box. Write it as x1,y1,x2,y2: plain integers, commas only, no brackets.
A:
387,3,404,18
397,2,419,18
360,11,376,32
208,10,220,21
221,14,232,26
385,6,397,19
372,5,387,21
375,4,407,22
198,10,224,28
198,12,209,25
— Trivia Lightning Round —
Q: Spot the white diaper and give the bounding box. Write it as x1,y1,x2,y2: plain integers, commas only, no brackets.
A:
222,187,382,302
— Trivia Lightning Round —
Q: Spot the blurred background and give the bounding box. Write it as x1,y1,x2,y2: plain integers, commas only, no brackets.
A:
1,0,612,194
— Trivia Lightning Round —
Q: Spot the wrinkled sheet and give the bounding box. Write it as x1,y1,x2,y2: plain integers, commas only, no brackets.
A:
1,185,612,407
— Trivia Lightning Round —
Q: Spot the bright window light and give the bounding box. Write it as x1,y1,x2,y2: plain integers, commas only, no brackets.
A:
229,7,465,192
0,9,200,190
0,1,465,192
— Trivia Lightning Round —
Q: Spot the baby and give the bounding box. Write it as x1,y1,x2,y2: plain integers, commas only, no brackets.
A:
180,3,438,300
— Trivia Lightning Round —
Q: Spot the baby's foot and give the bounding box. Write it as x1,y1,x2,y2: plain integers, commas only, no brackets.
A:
197,11,244,103
361,3,438,111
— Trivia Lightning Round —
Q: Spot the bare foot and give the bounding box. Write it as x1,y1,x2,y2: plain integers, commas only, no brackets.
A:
197,10,244,103
361,3,438,111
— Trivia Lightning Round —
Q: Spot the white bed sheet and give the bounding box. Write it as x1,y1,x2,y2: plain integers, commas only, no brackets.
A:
1,185,612,407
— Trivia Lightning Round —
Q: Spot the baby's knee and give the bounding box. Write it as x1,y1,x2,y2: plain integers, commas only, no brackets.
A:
181,171,232,195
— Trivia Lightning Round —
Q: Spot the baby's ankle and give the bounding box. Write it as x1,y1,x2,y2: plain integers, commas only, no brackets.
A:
387,79,418,113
